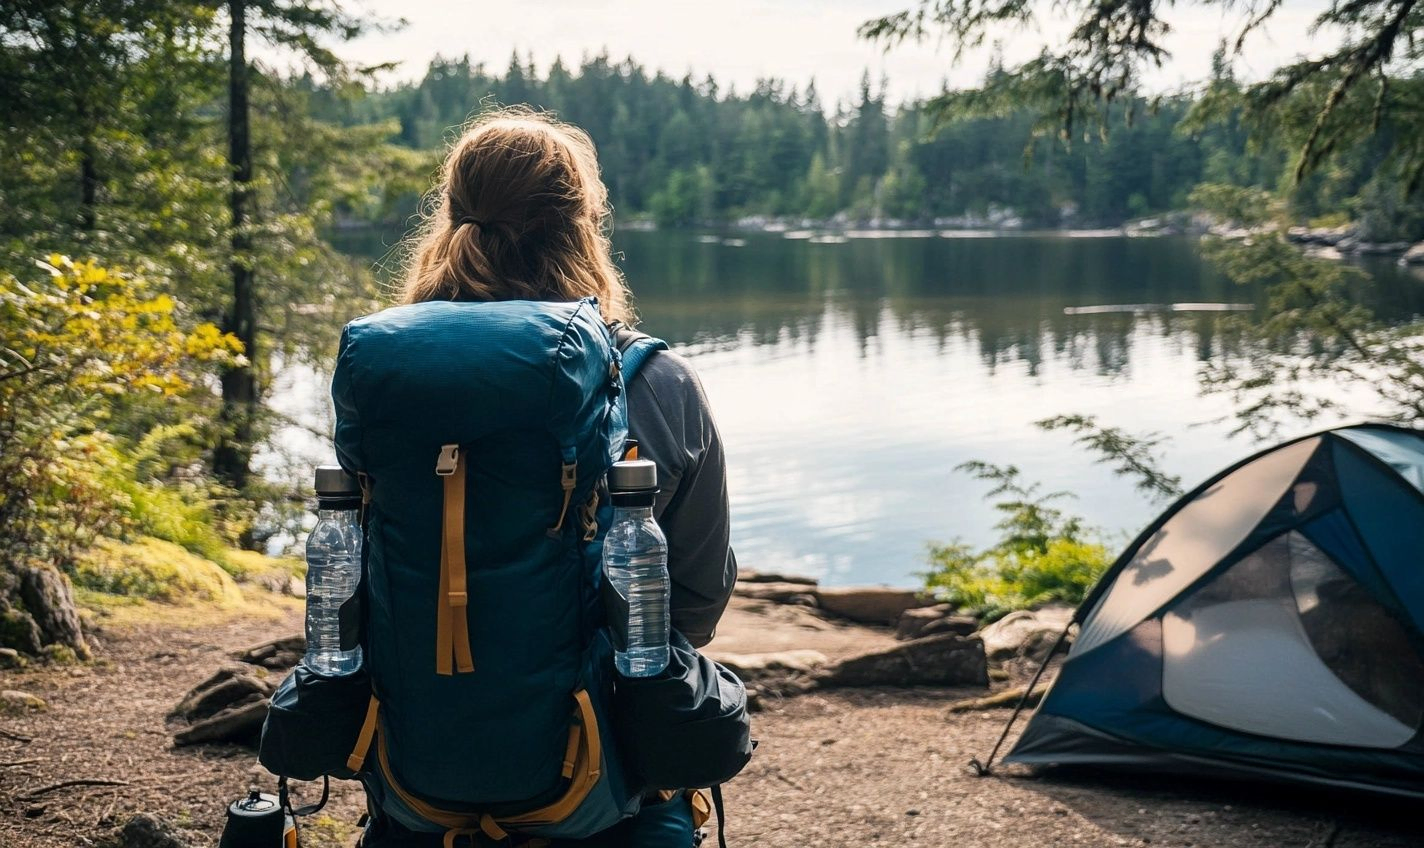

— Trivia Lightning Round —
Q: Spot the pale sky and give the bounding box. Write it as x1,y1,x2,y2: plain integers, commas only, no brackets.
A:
309,0,1343,106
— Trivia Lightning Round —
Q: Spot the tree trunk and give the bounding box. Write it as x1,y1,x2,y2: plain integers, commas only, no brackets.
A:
214,0,258,496
14,565,89,660
78,120,98,232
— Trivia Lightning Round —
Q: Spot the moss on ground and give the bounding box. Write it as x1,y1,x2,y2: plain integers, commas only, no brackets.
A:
295,814,359,848
74,538,245,605
223,548,305,582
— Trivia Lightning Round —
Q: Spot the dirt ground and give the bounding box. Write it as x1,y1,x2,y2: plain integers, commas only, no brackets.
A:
2,596,1421,848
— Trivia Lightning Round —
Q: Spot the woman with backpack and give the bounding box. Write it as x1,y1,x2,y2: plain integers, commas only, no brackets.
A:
355,109,739,846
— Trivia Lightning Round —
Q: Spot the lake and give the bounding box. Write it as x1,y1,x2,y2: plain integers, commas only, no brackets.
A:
273,229,1422,588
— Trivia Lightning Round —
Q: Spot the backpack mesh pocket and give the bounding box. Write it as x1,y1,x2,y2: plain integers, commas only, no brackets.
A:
259,665,374,781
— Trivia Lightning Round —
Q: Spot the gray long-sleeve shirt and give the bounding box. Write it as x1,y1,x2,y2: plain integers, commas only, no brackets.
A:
625,349,736,647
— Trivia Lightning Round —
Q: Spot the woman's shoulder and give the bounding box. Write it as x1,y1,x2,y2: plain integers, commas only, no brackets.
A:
633,346,701,390
626,346,715,438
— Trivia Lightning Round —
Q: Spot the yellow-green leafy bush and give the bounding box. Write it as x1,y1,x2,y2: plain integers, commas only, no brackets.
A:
0,256,242,567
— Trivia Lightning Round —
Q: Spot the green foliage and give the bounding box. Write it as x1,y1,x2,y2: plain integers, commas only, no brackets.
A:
864,0,1424,194
1036,415,1182,502
1189,184,1424,434
323,55,1243,227
924,462,1112,618
72,537,244,605
0,257,241,568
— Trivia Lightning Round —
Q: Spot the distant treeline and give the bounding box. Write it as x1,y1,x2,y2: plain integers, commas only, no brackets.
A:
302,53,1411,234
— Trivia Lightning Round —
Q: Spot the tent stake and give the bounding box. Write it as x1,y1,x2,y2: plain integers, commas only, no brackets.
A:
968,619,1074,777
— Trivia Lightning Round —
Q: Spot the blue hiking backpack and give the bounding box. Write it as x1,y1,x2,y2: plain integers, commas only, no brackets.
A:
329,297,666,841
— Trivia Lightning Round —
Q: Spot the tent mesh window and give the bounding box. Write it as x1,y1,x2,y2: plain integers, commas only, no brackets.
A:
1162,531,1424,749
1288,533,1424,728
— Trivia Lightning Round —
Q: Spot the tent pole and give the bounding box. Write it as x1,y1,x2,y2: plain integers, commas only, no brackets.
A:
969,620,1074,777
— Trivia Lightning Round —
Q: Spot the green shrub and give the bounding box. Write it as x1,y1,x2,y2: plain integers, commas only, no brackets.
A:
924,462,1113,620
0,257,241,570
925,537,1111,621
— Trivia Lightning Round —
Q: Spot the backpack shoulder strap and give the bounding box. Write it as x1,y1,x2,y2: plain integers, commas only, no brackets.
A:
612,325,669,385
607,326,668,460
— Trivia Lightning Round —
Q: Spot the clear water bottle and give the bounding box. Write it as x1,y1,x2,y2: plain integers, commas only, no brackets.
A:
304,466,364,675
604,458,669,677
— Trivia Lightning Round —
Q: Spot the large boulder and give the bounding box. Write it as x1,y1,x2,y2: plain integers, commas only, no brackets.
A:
978,606,1075,664
734,581,819,605
705,649,829,682
16,565,89,660
894,605,978,640
814,587,932,626
736,570,817,586
1400,242,1424,266
814,633,987,688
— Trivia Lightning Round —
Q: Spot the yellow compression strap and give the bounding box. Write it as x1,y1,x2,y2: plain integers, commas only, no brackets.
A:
346,695,381,773
436,445,475,675
688,789,713,830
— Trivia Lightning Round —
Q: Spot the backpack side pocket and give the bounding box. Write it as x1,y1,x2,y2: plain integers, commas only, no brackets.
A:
613,630,754,792
259,665,375,781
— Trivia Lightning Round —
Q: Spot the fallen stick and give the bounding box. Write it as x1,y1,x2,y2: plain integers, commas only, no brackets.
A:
0,727,33,743
20,779,130,800
0,758,41,767
946,685,1044,713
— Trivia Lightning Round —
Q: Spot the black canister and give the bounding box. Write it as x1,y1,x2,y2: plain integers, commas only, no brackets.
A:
218,790,295,848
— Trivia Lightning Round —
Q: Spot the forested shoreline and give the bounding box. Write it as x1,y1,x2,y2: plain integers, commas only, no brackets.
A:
312,51,1423,238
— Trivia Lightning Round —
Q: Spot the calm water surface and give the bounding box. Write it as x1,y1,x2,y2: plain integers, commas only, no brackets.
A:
277,230,1422,587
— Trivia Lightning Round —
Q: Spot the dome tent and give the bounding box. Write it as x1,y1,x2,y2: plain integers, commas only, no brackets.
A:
1002,424,1424,798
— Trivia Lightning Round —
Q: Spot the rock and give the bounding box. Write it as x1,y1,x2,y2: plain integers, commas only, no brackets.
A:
0,689,47,712
1315,224,1355,246
172,663,276,721
978,606,1075,664
171,664,277,745
737,570,817,586
0,647,25,669
1355,240,1411,255
919,615,980,639
255,572,307,598
41,643,80,664
103,813,194,848
706,649,829,682
0,607,44,656
17,565,90,660
172,698,270,747
234,635,305,669
1400,242,1424,266
814,633,987,688
894,605,978,640
734,581,822,605
814,587,933,626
